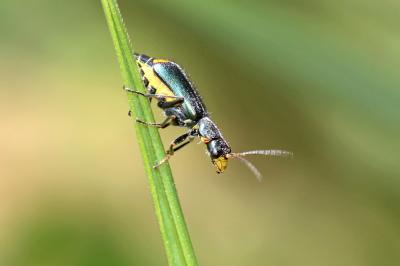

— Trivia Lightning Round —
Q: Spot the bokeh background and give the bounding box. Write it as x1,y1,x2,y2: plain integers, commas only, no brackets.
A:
1,0,399,265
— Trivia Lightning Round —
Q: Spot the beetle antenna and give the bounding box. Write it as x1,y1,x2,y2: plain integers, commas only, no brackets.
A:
230,155,263,181
234,149,293,158
227,149,293,181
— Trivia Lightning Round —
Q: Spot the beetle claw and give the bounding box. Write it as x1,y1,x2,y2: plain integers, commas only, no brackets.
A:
154,155,171,168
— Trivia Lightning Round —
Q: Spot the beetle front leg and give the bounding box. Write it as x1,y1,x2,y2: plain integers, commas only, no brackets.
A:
154,132,194,168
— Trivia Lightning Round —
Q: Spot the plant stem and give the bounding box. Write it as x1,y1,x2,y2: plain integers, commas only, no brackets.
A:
100,1,198,265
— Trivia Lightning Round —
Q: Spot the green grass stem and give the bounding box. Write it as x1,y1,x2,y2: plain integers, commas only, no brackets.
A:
100,1,198,265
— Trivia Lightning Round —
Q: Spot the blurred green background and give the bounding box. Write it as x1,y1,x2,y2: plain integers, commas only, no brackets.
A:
1,0,399,265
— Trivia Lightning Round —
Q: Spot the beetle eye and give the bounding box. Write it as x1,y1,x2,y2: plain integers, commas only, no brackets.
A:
207,140,220,158
207,139,231,159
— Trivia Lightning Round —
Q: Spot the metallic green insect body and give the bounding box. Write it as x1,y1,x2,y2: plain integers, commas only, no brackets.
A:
124,53,292,180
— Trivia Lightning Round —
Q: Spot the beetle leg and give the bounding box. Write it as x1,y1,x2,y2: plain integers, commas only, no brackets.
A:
157,98,184,108
136,116,174,129
151,93,182,100
170,138,193,153
154,131,195,168
183,119,195,127
164,108,188,126
124,86,183,100
167,133,193,155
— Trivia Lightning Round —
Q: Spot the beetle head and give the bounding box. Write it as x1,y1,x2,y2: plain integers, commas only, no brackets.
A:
197,117,231,173
207,139,231,173
197,118,292,179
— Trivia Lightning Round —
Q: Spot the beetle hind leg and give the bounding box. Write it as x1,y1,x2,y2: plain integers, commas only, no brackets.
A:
157,98,184,108
124,85,183,101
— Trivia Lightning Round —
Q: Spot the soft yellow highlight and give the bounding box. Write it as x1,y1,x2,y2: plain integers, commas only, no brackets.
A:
213,156,228,173
137,61,176,101
153,59,170,63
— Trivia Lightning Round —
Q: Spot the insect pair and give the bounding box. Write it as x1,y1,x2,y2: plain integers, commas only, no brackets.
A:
125,53,292,180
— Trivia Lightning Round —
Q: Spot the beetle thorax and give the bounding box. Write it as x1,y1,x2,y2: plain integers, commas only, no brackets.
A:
197,117,231,158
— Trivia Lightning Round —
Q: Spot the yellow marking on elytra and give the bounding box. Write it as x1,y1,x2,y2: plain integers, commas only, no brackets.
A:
153,59,170,64
137,61,175,102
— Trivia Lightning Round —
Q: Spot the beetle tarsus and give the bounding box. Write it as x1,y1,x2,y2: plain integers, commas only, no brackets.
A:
135,117,172,129
154,155,171,168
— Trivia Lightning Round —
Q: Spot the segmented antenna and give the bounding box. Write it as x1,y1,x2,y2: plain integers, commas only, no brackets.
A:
227,149,293,181
234,149,293,157
233,156,263,181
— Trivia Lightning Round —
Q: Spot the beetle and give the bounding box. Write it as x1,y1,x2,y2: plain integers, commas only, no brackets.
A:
124,53,292,180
